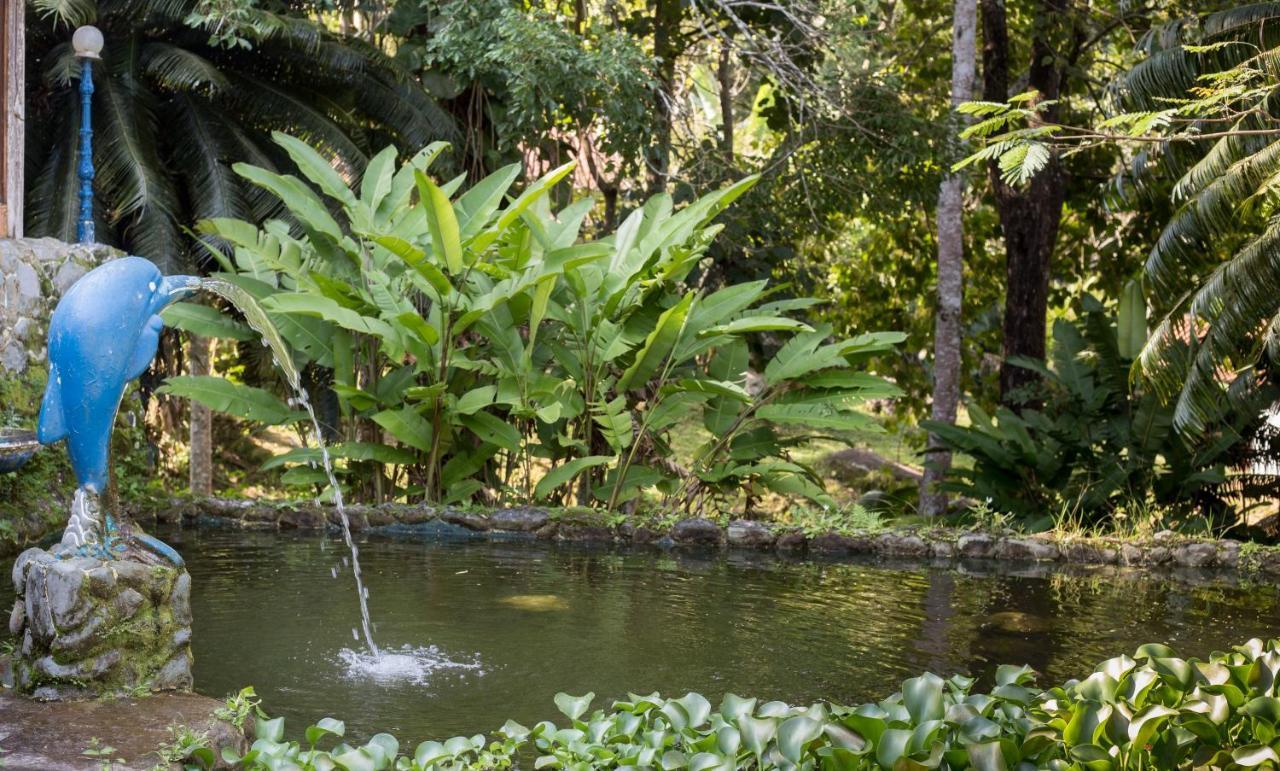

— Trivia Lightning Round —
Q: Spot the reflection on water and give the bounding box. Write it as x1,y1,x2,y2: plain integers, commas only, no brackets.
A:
6,527,1280,743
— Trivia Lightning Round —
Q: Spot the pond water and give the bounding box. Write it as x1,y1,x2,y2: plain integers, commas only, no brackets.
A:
9,527,1280,743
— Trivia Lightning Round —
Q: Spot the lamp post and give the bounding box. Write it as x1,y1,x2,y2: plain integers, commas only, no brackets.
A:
72,25,103,244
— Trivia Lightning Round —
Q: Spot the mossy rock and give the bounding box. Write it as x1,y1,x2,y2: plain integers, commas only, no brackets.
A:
10,548,193,700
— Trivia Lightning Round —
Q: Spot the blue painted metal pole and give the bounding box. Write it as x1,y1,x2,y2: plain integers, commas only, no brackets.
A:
76,58,95,244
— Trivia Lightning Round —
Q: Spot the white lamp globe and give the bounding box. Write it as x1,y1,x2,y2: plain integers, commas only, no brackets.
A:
72,26,104,59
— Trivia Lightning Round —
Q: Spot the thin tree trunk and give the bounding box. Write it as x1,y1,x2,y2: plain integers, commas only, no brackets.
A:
921,0,978,517
189,335,213,497
646,0,682,194
981,0,1068,406
718,38,734,161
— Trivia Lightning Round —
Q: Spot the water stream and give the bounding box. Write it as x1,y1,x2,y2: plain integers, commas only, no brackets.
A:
196,279,380,656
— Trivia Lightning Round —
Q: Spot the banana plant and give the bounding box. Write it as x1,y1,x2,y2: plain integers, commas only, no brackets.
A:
163,134,902,512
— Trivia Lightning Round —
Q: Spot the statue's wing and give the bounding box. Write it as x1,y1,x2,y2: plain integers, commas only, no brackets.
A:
37,363,68,444
126,314,165,382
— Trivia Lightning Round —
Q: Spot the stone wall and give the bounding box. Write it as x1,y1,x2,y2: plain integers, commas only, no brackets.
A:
0,238,120,378
0,238,122,555
167,497,1279,577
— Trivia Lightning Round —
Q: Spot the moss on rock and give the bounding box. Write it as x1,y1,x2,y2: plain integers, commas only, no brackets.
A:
9,548,193,700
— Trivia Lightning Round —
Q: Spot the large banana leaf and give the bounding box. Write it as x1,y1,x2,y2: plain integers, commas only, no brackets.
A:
158,376,302,426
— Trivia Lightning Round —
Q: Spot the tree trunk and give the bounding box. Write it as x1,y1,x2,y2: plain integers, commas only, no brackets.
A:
718,38,734,161
981,0,1068,406
646,0,682,194
188,335,213,497
921,0,978,517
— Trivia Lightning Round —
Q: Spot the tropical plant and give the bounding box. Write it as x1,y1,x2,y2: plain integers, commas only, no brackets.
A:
951,4,1280,438
24,0,456,269
159,134,903,513
923,287,1273,528
222,637,1280,770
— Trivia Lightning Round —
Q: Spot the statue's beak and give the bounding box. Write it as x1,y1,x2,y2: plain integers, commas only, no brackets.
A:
160,275,201,304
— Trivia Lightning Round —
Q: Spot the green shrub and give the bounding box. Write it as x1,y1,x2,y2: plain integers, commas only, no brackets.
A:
161,134,902,513
923,290,1272,530
213,637,1280,770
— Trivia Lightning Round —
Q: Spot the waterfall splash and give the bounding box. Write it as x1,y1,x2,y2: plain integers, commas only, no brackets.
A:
196,279,379,655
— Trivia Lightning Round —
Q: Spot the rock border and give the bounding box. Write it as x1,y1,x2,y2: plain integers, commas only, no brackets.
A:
147,497,1280,578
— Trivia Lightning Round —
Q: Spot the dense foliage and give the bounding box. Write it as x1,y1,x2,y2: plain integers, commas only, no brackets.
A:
22,0,1280,531
25,0,456,268
169,637,1280,769
952,4,1280,438
160,135,902,511
924,289,1276,528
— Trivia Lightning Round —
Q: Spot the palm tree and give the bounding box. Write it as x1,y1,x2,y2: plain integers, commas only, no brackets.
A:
1110,4,1280,437
24,0,458,271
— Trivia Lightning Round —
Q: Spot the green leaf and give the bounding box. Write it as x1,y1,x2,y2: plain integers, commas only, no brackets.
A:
875,728,911,769
372,408,435,454
263,293,396,342
161,302,253,341
736,716,776,758
1117,279,1147,359
416,170,464,274
456,386,497,416
673,379,751,402
331,747,376,771
755,404,876,432
272,131,356,208
459,411,522,452
702,316,814,336
902,673,945,723
966,741,1008,771
456,163,521,239
158,376,300,425
233,164,343,241
360,145,397,212
535,456,613,500
372,235,454,295
618,292,695,391
1233,745,1280,766
255,716,285,743
306,717,346,746
777,716,822,764
555,692,595,721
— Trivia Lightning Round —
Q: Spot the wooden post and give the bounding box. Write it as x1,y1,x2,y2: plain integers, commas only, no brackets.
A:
0,1,24,238
189,335,214,496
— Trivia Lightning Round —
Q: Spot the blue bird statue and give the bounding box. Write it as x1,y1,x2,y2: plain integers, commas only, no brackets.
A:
38,256,200,566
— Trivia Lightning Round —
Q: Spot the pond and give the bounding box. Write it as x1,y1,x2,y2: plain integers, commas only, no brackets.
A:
7,527,1280,743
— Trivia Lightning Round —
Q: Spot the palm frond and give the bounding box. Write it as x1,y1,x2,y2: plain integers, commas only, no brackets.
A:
29,0,96,27
222,72,368,171
1114,47,1197,111
98,0,198,24
1145,138,1280,297
170,94,247,224
41,42,78,89
351,70,462,152
1142,220,1280,435
1204,3,1280,37
141,42,229,94
94,67,183,265
24,92,82,241
216,119,287,223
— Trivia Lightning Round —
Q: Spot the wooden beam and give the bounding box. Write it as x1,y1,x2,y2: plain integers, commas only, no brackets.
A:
1,2,24,238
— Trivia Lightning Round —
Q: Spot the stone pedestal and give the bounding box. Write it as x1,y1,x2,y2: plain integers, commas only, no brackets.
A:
8,547,193,700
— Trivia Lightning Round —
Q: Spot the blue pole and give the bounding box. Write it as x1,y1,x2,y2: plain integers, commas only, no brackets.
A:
76,59,95,244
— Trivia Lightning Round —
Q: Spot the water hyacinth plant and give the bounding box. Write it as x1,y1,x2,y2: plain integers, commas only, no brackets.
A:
160,134,903,511
208,637,1280,770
